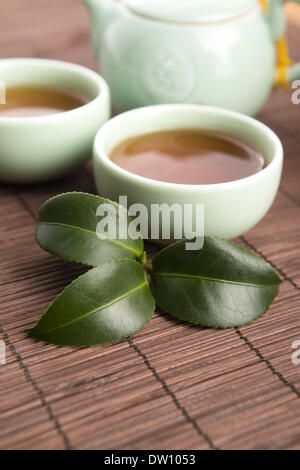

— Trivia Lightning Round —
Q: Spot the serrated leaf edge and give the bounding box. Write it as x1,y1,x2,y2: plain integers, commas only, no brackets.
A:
29,258,154,340
36,191,144,261
153,284,280,329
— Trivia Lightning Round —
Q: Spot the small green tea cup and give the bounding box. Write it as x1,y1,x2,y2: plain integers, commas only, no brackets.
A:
93,104,283,240
0,58,110,183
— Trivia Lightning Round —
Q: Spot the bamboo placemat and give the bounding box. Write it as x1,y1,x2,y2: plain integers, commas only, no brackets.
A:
1,0,300,450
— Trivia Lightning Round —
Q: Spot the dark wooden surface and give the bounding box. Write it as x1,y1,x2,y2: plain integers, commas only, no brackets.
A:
1,1,300,450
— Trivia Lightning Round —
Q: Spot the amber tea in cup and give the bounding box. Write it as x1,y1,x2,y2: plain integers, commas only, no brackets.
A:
0,85,88,117
110,129,265,185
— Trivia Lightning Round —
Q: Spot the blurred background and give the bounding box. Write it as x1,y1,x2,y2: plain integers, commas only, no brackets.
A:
1,0,96,69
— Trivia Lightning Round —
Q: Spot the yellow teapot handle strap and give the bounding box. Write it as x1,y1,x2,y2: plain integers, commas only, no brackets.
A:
259,0,299,88
259,0,269,13
275,37,294,88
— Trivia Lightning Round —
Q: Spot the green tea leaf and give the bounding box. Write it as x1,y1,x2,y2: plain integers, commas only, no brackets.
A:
29,259,155,346
35,192,144,266
150,238,281,328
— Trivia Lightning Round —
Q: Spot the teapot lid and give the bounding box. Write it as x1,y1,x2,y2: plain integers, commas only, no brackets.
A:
123,0,257,23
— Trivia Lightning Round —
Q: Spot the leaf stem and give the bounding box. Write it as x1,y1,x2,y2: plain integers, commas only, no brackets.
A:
138,251,147,268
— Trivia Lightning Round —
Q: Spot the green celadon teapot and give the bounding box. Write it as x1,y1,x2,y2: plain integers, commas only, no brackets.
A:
84,0,300,115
